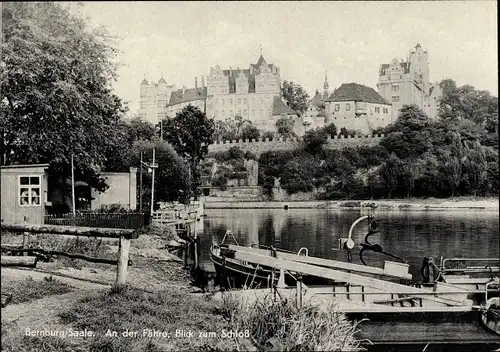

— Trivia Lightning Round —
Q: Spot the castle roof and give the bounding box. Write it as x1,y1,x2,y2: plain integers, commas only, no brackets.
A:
379,61,410,76
272,97,298,116
141,78,149,85
158,77,167,84
310,90,324,107
256,54,267,66
327,83,390,105
168,87,207,106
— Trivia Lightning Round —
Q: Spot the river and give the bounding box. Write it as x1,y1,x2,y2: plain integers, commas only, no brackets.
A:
199,208,499,280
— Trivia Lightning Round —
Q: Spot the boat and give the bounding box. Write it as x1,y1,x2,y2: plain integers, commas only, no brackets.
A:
208,214,500,347
210,215,415,289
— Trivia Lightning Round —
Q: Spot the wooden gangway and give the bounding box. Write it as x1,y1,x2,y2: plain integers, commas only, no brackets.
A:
222,247,476,308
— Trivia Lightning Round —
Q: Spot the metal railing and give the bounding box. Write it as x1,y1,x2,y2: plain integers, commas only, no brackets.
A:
44,213,146,230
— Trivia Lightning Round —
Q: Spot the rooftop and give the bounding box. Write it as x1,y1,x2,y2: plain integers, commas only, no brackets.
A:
327,83,390,105
272,97,297,116
168,87,207,106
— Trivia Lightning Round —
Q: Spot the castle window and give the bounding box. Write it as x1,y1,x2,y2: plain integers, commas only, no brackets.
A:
334,104,340,111
258,84,263,90
237,98,241,105
221,110,225,116
392,85,399,92
222,99,225,105
244,98,247,104
345,104,350,111
251,109,255,116
244,109,247,116
260,98,263,104
392,96,400,102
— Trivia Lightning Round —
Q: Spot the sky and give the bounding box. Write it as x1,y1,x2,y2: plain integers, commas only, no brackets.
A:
72,1,497,116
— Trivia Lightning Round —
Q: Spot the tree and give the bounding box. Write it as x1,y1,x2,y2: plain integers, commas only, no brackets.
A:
1,2,126,191
400,159,424,198
323,123,337,137
381,105,433,159
240,124,260,141
276,116,295,137
379,153,402,199
131,139,191,208
281,81,309,116
462,142,488,198
303,128,328,155
438,79,498,126
162,105,215,197
339,127,358,137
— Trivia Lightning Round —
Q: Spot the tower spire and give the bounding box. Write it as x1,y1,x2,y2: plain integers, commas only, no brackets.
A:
323,70,329,91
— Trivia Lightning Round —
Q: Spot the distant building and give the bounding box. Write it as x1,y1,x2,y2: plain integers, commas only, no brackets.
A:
325,83,392,135
304,73,330,130
139,53,298,131
377,43,441,121
206,53,296,132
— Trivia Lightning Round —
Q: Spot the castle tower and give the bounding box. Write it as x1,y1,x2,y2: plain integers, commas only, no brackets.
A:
409,43,429,94
157,75,168,121
139,76,149,119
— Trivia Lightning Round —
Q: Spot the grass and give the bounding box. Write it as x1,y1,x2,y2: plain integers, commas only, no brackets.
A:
218,291,364,351
1,276,74,305
57,285,238,352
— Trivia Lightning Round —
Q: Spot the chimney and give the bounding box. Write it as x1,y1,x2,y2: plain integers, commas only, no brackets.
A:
183,85,186,95
229,66,232,76
195,77,198,89
202,76,205,87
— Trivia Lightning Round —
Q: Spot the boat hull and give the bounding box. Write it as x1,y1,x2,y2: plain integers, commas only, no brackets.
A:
210,250,332,289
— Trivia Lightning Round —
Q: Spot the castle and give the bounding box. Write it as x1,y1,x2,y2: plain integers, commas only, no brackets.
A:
139,44,441,133
139,54,297,130
377,43,442,121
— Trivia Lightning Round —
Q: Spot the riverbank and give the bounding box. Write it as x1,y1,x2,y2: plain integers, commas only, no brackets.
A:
1,226,362,351
204,197,499,210
0,229,237,351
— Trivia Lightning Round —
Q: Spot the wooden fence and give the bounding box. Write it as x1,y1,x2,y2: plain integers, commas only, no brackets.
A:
44,212,146,229
1,223,139,285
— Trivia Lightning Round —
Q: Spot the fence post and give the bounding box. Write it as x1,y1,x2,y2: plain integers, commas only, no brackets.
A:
116,236,131,285
296,275,303,308
194,230,198,268
23,216,29,256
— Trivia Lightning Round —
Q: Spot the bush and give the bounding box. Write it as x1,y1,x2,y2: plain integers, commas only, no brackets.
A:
261,131,275,140
227,147,245,160
219,292,362,351
244,151,258,160
212,174,228,191
303,128,328,154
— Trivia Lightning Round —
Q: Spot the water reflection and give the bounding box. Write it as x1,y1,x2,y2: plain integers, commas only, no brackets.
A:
201,208,499,280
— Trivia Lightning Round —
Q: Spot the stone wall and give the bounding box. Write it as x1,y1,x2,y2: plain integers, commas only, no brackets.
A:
208,134,384,157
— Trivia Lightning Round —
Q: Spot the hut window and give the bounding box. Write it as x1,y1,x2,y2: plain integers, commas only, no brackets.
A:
19,176,41,206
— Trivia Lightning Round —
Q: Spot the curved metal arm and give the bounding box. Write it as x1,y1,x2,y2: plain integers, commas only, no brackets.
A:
346,215,370,249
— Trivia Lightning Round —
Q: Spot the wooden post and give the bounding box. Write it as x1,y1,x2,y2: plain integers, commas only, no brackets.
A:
194,230,198,268
23,217,29,256
116,236,131,285
296,275,303,308
183,242,188,268
71,154,76,216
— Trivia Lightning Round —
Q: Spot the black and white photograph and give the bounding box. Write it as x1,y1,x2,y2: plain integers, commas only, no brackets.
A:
0,1,498,351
